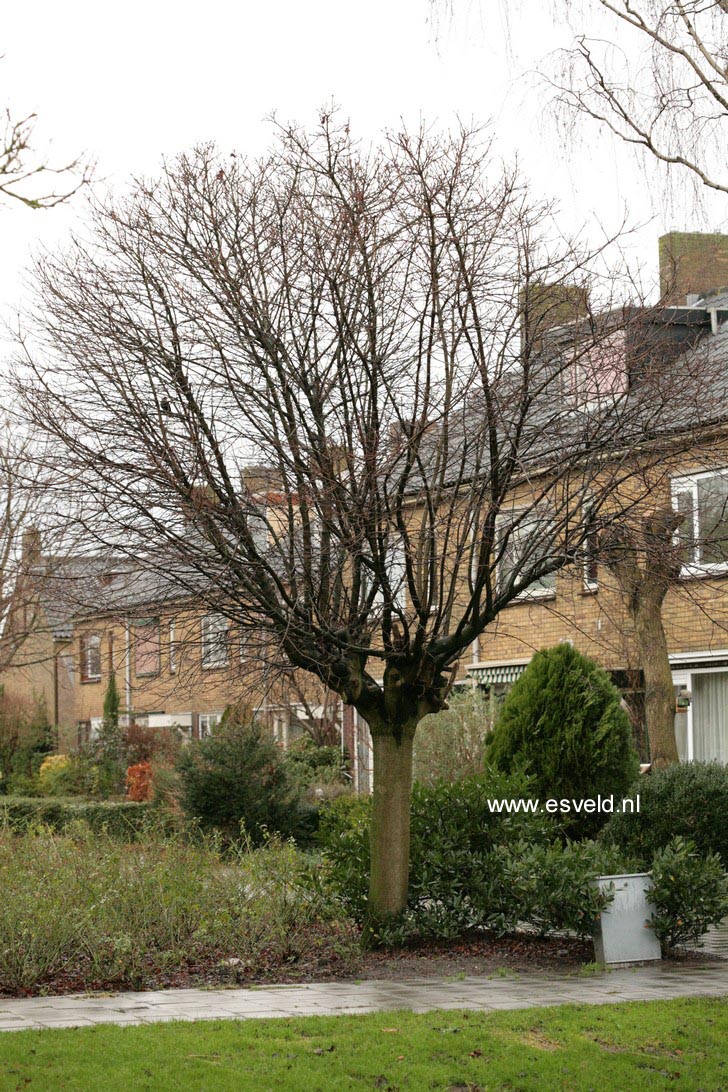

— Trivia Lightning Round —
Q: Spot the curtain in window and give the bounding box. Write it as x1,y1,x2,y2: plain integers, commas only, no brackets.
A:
673,710,689,763
692,672,728,763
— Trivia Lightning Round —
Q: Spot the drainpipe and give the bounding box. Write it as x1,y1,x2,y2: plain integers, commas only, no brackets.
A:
124,619,132,722
709,307,720,335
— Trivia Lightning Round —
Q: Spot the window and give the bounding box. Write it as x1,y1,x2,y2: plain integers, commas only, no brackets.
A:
369,544,407,611
201,613,229,668
168,618,177,675
388,546,407,611
582,500,599,592
199,712,221,738
80,633,101,682
134,618,161,677
672,469,728,574
497,511,556,599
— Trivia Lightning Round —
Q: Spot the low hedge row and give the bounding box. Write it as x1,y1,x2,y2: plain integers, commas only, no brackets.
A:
0,797,153,838
600,761,728,867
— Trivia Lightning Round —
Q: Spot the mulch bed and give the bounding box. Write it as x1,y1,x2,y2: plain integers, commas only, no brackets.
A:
2,932,717,998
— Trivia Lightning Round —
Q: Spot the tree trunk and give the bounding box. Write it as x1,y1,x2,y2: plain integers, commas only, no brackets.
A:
635,604,679,768
365,731,414,937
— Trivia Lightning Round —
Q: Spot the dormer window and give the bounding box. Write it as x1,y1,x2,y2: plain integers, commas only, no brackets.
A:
567,330,628,407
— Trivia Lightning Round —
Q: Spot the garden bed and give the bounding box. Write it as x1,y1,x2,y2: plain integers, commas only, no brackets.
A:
2,931,718,999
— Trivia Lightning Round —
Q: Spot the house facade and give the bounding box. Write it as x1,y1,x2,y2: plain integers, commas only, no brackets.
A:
4,231,728,782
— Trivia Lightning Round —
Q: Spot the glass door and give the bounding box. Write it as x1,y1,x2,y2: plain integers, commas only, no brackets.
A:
691,671,728,763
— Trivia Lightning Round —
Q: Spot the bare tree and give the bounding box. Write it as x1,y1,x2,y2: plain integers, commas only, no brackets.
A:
548,1,728,196
0,426,46,670
14,116,703,927
0,105,89,210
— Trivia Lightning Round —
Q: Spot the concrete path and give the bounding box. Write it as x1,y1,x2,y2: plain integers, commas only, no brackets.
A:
0,963,726,1031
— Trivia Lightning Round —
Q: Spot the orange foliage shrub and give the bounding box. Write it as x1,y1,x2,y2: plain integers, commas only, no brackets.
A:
125,761,153,802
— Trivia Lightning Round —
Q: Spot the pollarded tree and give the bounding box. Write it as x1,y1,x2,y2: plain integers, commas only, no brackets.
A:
15,115,703,928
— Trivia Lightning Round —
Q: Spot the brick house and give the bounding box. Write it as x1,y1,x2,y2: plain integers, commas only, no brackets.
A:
5,231,728,780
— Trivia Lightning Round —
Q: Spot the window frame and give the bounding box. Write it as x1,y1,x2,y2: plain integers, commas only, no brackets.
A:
198,711,222,738
671,468,728,577
79,632,102,683
168,618,177,676
582,497,600,593
495,508,557,602
200,613,230,669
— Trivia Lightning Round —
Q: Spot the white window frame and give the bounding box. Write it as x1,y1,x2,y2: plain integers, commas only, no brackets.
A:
168,618,177,675
496,509,556,601
671,468,728,577
198,711,222,738
200,613,229,669
80,633,102,682
582,497,599,593
368,544,408,612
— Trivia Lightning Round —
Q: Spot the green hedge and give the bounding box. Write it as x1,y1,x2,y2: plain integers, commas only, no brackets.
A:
0,797,153,839
600,762,728,867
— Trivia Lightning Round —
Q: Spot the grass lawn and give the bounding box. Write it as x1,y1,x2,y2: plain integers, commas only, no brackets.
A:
0,997,725,1090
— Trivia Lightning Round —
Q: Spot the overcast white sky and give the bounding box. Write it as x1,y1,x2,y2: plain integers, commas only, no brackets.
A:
1,0,726,326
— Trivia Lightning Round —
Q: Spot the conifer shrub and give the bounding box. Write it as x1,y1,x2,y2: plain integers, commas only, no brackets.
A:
176,708,310,845
486,644,639,837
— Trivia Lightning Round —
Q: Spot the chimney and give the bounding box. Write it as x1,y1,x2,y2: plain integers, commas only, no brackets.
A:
21,527,42,566
659,232,728,304
241,465,282,498
520,281,590,355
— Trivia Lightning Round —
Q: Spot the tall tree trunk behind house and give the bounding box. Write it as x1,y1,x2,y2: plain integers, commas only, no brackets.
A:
602,509,682,769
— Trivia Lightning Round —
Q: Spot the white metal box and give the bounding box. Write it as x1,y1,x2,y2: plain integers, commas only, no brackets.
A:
593,872,662,964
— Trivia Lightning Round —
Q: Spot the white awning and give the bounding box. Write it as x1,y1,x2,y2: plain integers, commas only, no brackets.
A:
467,662,528,686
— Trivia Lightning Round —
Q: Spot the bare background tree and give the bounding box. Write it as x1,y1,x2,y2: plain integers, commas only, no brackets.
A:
548,1,728,197
14,116,708,925
0,426,45,670
0,58,89,210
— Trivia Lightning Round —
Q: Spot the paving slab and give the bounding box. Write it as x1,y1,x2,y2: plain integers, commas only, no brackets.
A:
0,962,725,1032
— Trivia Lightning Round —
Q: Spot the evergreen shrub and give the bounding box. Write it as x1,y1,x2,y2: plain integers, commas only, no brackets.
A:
601,761,728,867
176,709,311,845
486,643,639,837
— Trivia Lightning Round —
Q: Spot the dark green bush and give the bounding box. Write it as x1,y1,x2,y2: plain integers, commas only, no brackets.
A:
648,836,728,952
601,761,728,867
319,773,632,944
0,693,53,792
0,797,153,838
177,716,310,845
486,644,639,837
